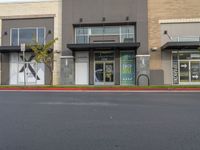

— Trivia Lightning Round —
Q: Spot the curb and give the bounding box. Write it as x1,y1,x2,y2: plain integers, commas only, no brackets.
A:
0,87,200,91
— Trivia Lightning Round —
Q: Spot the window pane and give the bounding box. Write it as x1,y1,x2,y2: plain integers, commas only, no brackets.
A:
91,27,104,35
104,27,119,34
76,36,88,44
121,34,135,43
76,27,88,35
121,26,135,34
38,28,45,45
19,29,36,45
11,29,18,46
95,52,114,61
179,53,190,60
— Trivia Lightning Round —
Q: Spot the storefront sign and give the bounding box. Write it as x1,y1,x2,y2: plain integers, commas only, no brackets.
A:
120,51,135,85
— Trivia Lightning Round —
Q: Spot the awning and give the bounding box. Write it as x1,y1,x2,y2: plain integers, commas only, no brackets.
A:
161,41,200,50
67,42,140,51
0,46,32,53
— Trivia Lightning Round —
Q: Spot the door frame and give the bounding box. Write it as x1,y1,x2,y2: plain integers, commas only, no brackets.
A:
178,59,200,85
94,61,115,85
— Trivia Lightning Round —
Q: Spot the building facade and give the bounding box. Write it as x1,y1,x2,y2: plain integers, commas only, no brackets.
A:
149,0,200,85
0,0,62,85
61,0,149,86
2,0,200,86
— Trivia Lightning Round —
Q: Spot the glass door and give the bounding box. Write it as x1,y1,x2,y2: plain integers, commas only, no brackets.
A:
105,62,114,84
191,61,200,83
94,62,114,85
95,62,104,85
179,60,200,84
179,61,190,83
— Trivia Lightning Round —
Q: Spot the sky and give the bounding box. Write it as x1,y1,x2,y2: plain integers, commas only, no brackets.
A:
0,0,49,3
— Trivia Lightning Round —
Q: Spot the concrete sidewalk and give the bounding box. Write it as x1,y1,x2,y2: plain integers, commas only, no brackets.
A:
0,87,200,92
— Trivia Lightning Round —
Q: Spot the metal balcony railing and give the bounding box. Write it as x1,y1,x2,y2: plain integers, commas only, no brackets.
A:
171,36,200,42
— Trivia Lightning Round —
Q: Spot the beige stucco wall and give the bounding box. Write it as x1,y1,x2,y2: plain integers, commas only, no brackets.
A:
148,0,200,70
0,0,62,85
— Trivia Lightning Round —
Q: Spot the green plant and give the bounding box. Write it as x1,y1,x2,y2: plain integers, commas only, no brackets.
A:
29,38,58,85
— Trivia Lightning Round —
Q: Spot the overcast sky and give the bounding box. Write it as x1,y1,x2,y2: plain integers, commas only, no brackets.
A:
0,0,49,3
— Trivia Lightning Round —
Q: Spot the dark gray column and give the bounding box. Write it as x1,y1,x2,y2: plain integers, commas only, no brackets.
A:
45,65,51,85
60,56,75,85
115,50,120,85
136,55,150,86
89,50,94,85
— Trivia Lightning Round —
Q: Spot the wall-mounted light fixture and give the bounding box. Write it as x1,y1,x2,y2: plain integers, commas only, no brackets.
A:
79,18,83,23
164,30,172,40
102,17,106,22
4,31,7,36
151,47,158,52
48,30,52,35
126,16,129,21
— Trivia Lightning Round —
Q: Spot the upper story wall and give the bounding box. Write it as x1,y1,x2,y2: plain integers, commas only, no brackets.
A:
160,21,200,45
0,0,62,51
62,0,148,55
2,18,54,46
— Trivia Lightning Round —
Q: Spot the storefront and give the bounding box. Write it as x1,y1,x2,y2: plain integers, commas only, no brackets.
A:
172,51,200,85
94,51,115,85
0,17,54,85
66,24,140,85
68,43,139,85
9,52,45,85
162,41,200,85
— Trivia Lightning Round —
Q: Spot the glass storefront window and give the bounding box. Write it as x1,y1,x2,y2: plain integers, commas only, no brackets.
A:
174,51,200,60
95,52,114,61
121,26,135,34
75,25,135,44
179,53,190,60
91,27,104,35
76,36,89,44
91,27,119,35
38,28,45,45
121,34,134,43
11,29,18,46
19,29,36,45
120,51,135,85
172,51,200,84
11,28,45,46
76,27,88,35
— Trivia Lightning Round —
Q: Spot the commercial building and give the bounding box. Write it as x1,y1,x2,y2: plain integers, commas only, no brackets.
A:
60,0,149,85
149,0,200,85
3,0,200,86
0,0,62,85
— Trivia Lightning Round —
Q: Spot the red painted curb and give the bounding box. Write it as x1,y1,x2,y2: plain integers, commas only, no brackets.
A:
0,87,200,91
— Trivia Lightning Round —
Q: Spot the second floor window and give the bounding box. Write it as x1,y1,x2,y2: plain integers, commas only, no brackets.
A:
11,27,45,46
75,25,135,44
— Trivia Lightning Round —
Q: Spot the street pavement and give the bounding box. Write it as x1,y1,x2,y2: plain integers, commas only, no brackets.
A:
0,91,200,150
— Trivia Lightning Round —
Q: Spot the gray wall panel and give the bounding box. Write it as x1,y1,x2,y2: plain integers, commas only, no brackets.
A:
1,53,9,85
89,50,94,85
115,50,120,85
62,0,148,55
2,18,54,46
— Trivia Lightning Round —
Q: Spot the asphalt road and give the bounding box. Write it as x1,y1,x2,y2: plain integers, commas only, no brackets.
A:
0,91,200,150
